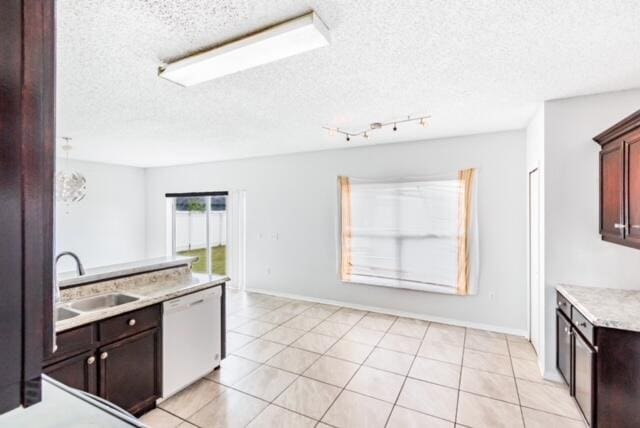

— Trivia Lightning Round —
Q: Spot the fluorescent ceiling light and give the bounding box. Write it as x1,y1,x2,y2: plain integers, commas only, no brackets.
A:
159,12,330,87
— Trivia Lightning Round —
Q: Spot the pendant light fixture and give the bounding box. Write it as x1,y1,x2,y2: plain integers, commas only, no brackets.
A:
56,137,87,206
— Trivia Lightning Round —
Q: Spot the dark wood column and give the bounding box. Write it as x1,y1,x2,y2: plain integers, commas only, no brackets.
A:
0,0,55,413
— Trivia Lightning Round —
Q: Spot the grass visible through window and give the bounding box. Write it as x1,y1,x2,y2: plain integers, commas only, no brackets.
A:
177,245,226,275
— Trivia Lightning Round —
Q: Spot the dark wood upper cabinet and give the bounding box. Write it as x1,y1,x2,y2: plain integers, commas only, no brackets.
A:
594,110,640,250
0,0,55,413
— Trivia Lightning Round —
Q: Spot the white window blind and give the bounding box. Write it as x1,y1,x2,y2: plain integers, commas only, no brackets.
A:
339,171,478,295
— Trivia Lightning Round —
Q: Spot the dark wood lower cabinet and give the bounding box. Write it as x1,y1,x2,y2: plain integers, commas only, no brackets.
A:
556,291,640,427
43,350,97,395
43,305,161,416
99,329,160,415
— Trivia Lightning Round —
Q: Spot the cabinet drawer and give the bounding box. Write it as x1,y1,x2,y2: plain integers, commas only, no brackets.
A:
99,305,160,344
572,308,594,345
45,324,95,364
556,292,571,317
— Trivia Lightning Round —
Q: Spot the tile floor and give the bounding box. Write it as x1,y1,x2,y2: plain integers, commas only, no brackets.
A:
141,289,586,428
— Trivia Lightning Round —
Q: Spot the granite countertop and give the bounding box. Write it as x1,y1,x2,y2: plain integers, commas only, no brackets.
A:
556,284,640,332
58,256,198,288
56,272,228,332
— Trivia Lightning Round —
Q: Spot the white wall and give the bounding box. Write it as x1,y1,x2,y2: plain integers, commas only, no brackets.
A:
55,159,147,273
145,131,528,333
541,88,640,376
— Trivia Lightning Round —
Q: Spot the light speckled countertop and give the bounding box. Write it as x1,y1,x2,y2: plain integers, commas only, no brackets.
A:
58,256,198,288
556,284,640,332
57,271,228,332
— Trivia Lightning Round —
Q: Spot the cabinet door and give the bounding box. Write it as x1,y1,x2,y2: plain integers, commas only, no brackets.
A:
600,140,625,239
556,310,572,387
626,135,640,244
574,331,595,426
98,328,160,416
43,350,97,395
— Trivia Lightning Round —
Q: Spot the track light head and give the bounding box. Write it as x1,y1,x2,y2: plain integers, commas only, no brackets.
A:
346,135,350,142
363,131,369,139
393,123,397,131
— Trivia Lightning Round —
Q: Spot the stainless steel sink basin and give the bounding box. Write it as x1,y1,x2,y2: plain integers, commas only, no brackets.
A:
69,293,139,312
57,307,80,321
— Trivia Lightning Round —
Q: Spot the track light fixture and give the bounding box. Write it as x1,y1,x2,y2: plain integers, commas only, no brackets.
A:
323,114,430,142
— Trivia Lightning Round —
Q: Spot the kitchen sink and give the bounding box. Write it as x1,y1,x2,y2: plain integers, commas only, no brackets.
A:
57,307,80,321
69,293,139,312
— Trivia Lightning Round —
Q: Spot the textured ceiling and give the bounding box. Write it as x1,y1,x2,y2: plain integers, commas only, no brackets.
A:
57,0,640,167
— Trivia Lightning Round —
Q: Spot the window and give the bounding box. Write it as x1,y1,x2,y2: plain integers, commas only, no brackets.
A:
339,170,478,295
167,192,228,275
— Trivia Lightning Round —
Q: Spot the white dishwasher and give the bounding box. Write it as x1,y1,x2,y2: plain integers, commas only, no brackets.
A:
162,287,222,399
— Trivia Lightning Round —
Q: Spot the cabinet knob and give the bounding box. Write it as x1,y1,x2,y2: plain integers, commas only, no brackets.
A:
128,318,136,326
87,356,96,365
100,351,109,360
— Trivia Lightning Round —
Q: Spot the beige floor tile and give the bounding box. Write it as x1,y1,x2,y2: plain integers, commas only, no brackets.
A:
303,305,339,319
396,378,458,421
424,327,465,347
226,332,255,352
230,320,278,337
465,335,509,355
356,313,397,332
517,378,582,420
188,390,268,428
247,405,315,428
266,347,321,374
506,334,530,343
511,357,557,385
256,309,296,325
522,407,587,428
463,348,513,376
509,341,537,361
282,315,323,331
346,366,405,403
233,338,286,363
460,367,519,403
322,390,392,428
466,328,506,339
292,332,338,353
274,376,341,419
206,355,261,386
326,308,367,325
429,323,465,334
387,406,454,428
233,307,273,319
303,355,359,387
311,320,353,338
279,302,314,315
388,318,429,339
364,347,414,375
234,365,297,401
260,326,306,345
226,315,251,330
343,327,385,346
456,391,524,428
139,408,183,428
378,333,421,355
326,339,374,363
160,379,226,419
409,357,460,388
177,422,198,428
417,341,463,364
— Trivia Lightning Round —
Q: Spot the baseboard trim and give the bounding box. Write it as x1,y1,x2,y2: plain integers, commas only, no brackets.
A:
245,287,529,338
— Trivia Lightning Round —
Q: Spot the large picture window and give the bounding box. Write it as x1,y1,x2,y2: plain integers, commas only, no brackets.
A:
167,192,228,275
339,170,478,295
